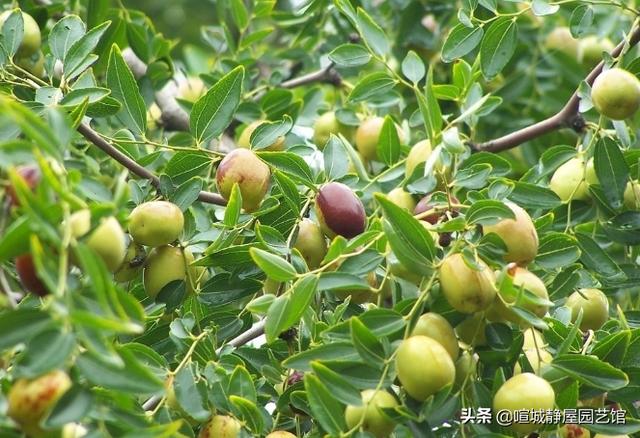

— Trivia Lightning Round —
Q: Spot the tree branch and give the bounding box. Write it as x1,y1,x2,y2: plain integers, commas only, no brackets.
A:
472,24,640,153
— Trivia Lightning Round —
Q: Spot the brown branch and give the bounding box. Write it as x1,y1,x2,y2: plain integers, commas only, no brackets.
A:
76,123,227,205
472,24,640,153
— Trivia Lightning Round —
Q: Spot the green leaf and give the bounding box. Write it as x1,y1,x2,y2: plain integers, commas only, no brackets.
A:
170,177,204,211
174,364,210,422
250,116,292,151
43,387,93,429
229,0,249,30
63,21,110,80
49,15,86,61
401,50,425,84
190,66,244,144
228,366,257,402
224,183,242,227
1,10,24,57
249,248,297,282
329,43,371,67
350,317,385,363
416,67,442,145
310,361,362,407
480,18,518,79
0,216,30,262
551,354,629,390
377,115,401,166
106,44,147,135
536,232,581,269
594,137,628,209
0,308,55,350
465,200,515,225
229,395,264,434
264,295,290,343
60,87,110,106
575,233,624,281
13,329,76,378
348,72,396,103
355,7,388,57
531,0,559,16
283,342,360,372
569,4,594,38
304,374,346,435
442,24,484,63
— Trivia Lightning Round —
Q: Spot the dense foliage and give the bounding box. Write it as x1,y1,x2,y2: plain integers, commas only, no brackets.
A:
0,0,639,437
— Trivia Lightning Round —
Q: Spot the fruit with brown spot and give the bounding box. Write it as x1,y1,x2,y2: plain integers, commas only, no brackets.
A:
198,415,241,438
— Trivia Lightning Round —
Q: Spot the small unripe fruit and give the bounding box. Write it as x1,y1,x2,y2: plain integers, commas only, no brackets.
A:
395,335,456,401
266,432,297,438
549,158,592,202
6,165,40,207
128,200,184,247
8,370,72,437
439,253,496,314
237,120,285,151
493,373,555,434
313,111,354,150
293,218,327,269
545,27,579,60
15,253,48,296
344,389,398,438
355,117,404,161
0,10,41,56
70,211,126,272
623,181,640,209
483,202,538,265
15,50,45,77
114,239,146,282
216,149,271,212
405,139,432,178
455,314,487,346
591,68,640,120
580,36,614,67
143,245,197,299
523,328,547,350
177,76,206,102
559,424,592,438
414,194,459,224
411,312,459,361
387,187,416,211
198,415,241,438
487,267,549,324
454,350,477,388
566,288,609,331
315,182,366,239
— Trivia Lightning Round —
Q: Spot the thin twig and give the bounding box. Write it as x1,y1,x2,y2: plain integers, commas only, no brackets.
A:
471,24,640,153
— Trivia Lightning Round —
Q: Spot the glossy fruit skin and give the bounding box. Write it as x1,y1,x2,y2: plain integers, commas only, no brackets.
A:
580,36,614,67
0,10,41,56
493,373,555,434
114,239,146,282
6,165,41,207
623,181,640,209
396,335,456,401
265,432,297,438
566,288,609,331
439,253,496,314
414,194,459,224
387,188,416,211
237,120,285,151
411,312,459,361
15,253,48,296
143,245,196,299
405,139,432,178
355,117,404,161
592,68,640,120
70,211,127,272
315,182,366,239
198,415,241,438
549,158,593,202
7,370,72,437
487,267,549,324
456,314,488,346
545,27,579,60
560,424,592,438
293,218,327,269
483,202,538,265
313,111,354,150
128,200,184,247
345,389,398,438
523,328,547,350
216,148,271,212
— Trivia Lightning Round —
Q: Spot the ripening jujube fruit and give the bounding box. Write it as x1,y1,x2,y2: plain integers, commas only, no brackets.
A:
143,245,197,299
15,253,48,296
559,424,592,438
293,218,327,269
198,415,241,438
523,327,547,350
396,335,455,401
237,120,286,151
411,312,459,361
344,389,398,438
544,27,580,60
566,288,609,331
216,148,271,212
0,10,41,56
455,313,487,346
128,200,184,247
6,164,41,207
591,68,640,120
438,253,496,314
623,181,640,209
483,202,538,265
312,111,354,150
454,350,477,388
315,182,366,239
355,116,405,161
414,194,459,224
492,373,555,434
514,346,553,375
405,139,432,178
69,210,127,272
580,35,614,67
487,266,549,324
7,370,72,437
549,157,597,202
387,187,416,211
114,238,146,282
176,76,206,102
265,432,297,438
